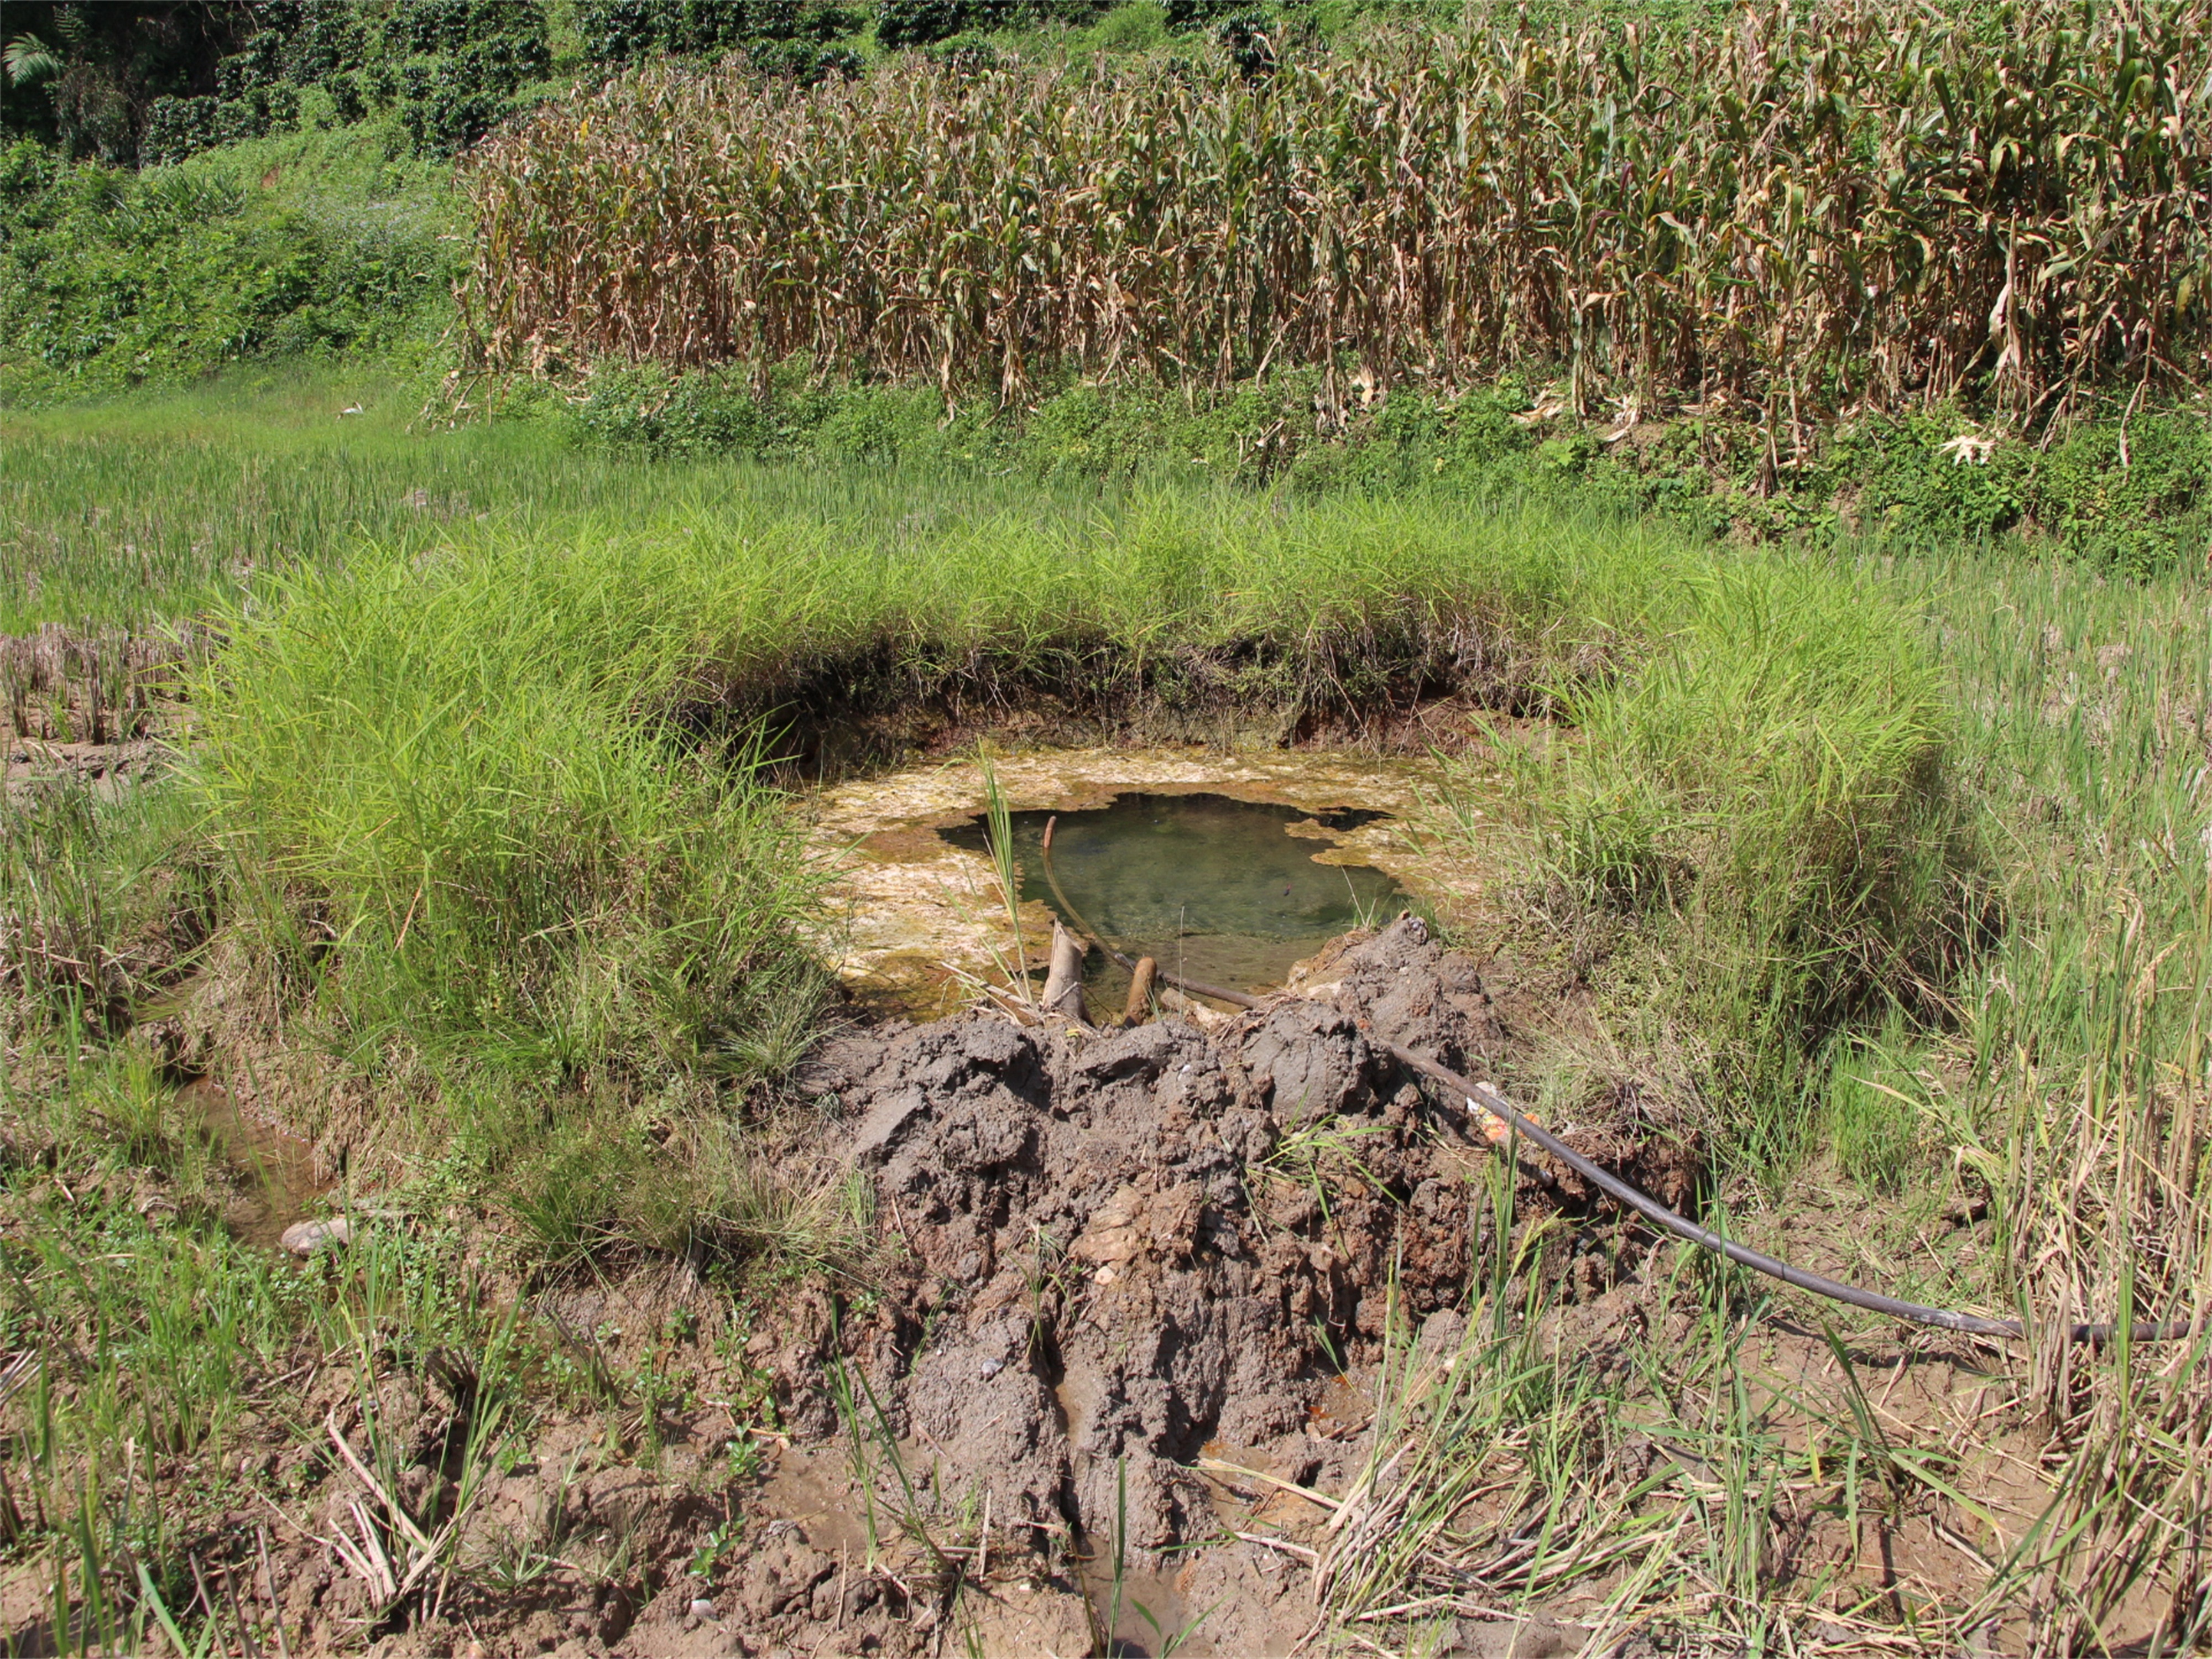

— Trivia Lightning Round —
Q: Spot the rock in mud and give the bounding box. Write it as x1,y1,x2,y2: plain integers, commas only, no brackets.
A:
279,1215,352,1256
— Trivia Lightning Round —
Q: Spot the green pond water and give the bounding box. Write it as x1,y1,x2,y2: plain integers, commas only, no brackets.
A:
941,791,1404,998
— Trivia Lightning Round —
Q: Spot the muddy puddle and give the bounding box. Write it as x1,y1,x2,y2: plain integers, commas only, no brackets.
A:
806,747,1459,1014
180,1078,322,1248
940,792,1407,1006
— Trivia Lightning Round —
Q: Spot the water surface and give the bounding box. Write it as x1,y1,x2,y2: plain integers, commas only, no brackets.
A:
942,791,1402,999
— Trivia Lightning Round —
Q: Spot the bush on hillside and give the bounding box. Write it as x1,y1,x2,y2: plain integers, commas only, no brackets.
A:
874,0,1101,45
372,0,550,156
30,0,548,168
577,0,864,81
0,134,457,400
579,0,755,58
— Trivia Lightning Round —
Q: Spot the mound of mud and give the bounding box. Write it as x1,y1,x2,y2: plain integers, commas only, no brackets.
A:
770,917,1699,1573
193,919,1699,1659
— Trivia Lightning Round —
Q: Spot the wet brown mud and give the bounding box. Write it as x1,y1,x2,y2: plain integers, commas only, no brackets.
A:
613,916,1695,1655
33,917,1696,1659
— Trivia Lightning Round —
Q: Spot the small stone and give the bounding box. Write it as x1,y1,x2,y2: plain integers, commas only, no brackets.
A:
279,1216,352,1256
689,1597,718,1621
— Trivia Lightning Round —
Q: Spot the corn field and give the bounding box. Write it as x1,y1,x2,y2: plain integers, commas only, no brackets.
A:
465,0,2212,428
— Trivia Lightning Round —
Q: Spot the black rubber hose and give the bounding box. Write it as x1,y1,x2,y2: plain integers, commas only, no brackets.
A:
1036,819,2198,1347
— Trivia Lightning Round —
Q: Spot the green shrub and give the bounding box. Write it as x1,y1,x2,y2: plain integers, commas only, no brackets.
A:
743,39,864,79
0,128,458,401
577,0,759,59
877,0,971,46
141,96,220,165
282,0,369,84
378,0,551,155
1162,0,1240,28
123,0,552,165
576,0,862,81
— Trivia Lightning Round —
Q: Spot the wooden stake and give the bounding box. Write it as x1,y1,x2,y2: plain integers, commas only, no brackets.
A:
1123,957,1157,1027
1040,920,1088,1025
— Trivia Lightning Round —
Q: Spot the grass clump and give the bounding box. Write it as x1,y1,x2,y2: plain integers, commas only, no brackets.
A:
192,549,828,1091
0,780,214,1046
1496,554,1960,1168
179,482,1953,1191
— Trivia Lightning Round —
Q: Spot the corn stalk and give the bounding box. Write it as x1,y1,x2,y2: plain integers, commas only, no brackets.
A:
464,0,2212,436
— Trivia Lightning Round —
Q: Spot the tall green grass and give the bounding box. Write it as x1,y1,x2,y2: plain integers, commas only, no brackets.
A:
183,484,1951,1154
1490,552,1959,1166
0,780,214,1044
0,371,1172,629
1,375,604,630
